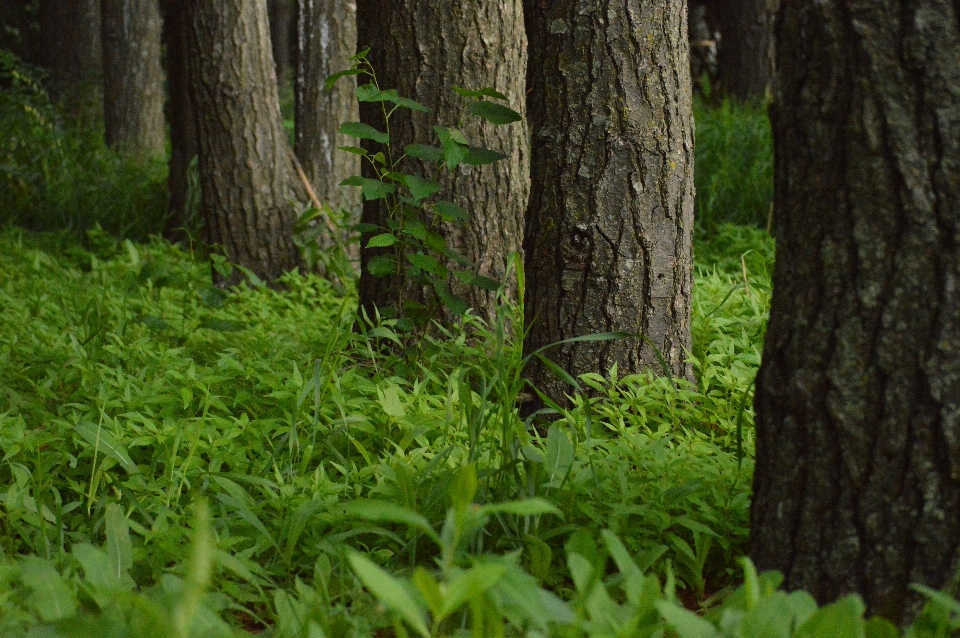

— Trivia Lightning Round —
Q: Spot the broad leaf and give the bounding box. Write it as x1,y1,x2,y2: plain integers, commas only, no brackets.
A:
405,144,444,163
464,146,509,166
74,421,140,475
366,233,398,248
367,255,396,277
324,68,362,90
405,175,442,201
20,557,77,622
433,201,469,221
469,101,522,125
339,121,389,144
348,552,430,638
453,86,509,101
407,253,443,275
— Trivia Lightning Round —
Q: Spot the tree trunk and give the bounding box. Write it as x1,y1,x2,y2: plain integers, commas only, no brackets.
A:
37,0,102,120
101,0,165,158
163,0,198,241
355,0,529,323
521,0,695,409
294,0,360,230
751,1,960,624
713,0,778,103
185,0,306,287
0,0,39,62
268,0,292,89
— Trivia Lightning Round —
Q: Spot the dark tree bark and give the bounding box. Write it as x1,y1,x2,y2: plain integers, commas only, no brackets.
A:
268,0,292,89
0,0,39,62
294,0,360,224
163,0,198,240
185,0,306,287
688,0,718,91
355,0,529,322
101,0,165,158
713,0,778,102
751,1,960,624
522,0,695,408
37,0,102,119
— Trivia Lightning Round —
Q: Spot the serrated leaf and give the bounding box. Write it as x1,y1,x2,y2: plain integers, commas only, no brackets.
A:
405,175,442,201
74,421,140,475
433,201,469,221
366,233,398,248
356,83,394,102
324,68,362,90
367,255,396,277
453,86,509,101
395,96,430,112
348,552,430,638
464,146,509,166
407,252,442,275
337,145,368,156
469,101,522,125
405,144,444,162
434,127,470,170
339,121,389,144
360,178,396,201
340,176,365,186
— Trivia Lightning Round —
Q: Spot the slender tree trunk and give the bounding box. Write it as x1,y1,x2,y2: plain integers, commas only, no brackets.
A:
163,0,198,241
294,0,360,229
751,1,960,625
185,0,306,287
268,0,292,90
688,0,718,92
522,0,695,408
355,0,529,323
713,0,778,102
37,0,102,120
101,0,165,158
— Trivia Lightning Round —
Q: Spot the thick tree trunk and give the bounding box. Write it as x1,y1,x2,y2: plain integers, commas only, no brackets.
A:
355,0,529,323
294,0,360,226
751,1,960,624
268,0,292,90
713,0,778,103
185,0,306,287
101,0,165,158
37,0,102,120
522,0,695,408
163,0,198,241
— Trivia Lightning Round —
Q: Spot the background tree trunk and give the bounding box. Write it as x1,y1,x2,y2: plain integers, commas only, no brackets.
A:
0,0,39,62
101,0,165,158
713,0,778,102
522,0,695,408
163,0,198,241
294,0,360,233
185,0,306,287
355,0,529,323
37,0,102,120
751,1,960,624
268,0,292,91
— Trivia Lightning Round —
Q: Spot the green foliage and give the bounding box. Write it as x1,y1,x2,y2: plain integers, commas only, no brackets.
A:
694,97,773,236
328,49,522,325
0,50,168,240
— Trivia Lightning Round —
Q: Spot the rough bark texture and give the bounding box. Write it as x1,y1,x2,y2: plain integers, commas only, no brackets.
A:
355,0,529,322
268,0,293,90
185,0,306,287
713,0,778,102
101,0,165,158
37,0,102,119
751,1,960,624
522,0,695,408
163,0,198,240
294,0,360,220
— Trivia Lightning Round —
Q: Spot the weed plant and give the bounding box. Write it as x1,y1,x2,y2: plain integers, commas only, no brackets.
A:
0,50,167,240
694,93,773,236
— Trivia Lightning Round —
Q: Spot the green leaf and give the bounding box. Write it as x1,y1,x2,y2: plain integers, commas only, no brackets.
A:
434,126,470,169
453,86,509,101
405,175,442,201
794,596,866,638
366,233,398,248
339,121,389,144
353,178,395,201
865,617,900,638
20,556,78,622
198,287,228,308
544,424,574,482
478,498,561,518
412,568,444,617
352,222,381,234
433,201,469,221
464,146,509,166
348,552,430,638
469,101,522,125
337,145,368,156
324,68,362,90
438,564,508,621
74,421,140,475
377,384,406,418
394,96,430,112
105,503,133,578
405,144,444,163
367,255,396,277
656,601,721,638
473,275,501,291
356,83,394,102
450,464,477,512
407,252,443,275
339,500,440,544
